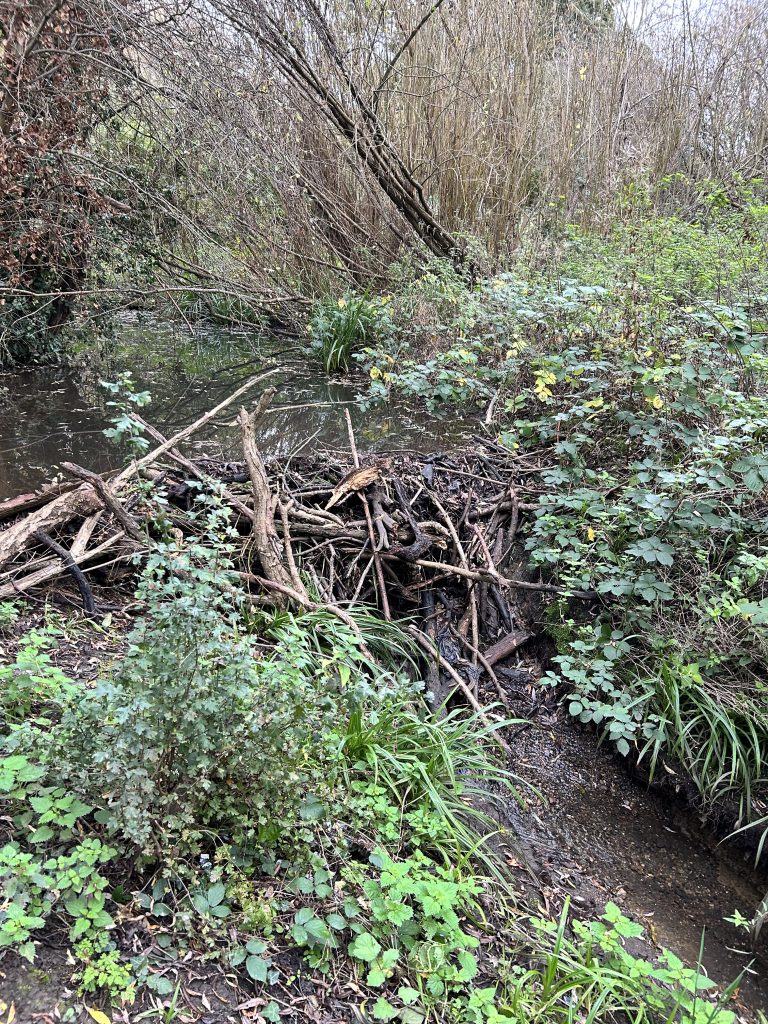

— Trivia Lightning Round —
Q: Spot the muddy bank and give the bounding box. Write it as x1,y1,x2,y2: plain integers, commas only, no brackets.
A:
504,688,768,1011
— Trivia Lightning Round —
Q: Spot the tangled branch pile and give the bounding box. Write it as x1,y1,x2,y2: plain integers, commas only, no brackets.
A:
0,376,576,715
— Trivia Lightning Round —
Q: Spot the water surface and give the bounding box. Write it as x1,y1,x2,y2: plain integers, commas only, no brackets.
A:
0,317,471,500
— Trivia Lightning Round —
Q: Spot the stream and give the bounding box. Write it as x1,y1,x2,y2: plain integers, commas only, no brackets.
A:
1,318,767,1015
0,316,471,501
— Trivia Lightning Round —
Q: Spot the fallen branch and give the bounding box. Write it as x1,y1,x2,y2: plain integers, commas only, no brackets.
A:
33,529,97,615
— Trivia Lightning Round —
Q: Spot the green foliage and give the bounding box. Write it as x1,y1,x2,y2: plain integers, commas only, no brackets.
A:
47,505,381,854
0,601,20,628
359,190,768,829
101,372,152,454
0,626,75,725
346,848,481,999
338,702,526,873
74,940,136,1004
310,291,388,372
0,751,116,958
498,899,739,1024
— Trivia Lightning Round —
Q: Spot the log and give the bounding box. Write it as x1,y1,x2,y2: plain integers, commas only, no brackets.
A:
0,484,75,522
482,630,531,668
62,463,143,542
0,486,102,568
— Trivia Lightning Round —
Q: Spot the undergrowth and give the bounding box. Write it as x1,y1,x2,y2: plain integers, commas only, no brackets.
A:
1,174,761,1018
354,175,768,838
0,494,740,1021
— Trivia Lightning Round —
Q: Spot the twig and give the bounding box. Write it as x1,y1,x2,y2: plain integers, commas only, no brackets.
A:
344,409,390,620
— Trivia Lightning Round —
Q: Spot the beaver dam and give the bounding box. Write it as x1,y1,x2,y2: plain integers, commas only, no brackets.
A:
1,372,767,1022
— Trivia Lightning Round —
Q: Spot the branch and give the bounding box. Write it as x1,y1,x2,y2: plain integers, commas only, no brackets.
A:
372,0,448,110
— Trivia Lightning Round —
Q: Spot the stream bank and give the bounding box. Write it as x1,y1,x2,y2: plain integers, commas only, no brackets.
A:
1,329,767,1020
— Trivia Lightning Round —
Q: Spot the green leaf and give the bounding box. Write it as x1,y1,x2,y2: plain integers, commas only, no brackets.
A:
207,882,226,907
29,825,54,844
298,795,326,821
399,1010,425,1024
348,931,381,962
28,795,53,814
245,955,270,983
367,965,386,987
246,939,267,955
372,998,398,1021
398,986,419,1005
191,893,210,916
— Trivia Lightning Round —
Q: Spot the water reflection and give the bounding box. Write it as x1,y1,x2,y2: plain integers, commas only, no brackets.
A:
0,317,473,499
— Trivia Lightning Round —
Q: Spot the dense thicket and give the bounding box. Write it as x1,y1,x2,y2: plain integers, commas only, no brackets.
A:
2,0,768,361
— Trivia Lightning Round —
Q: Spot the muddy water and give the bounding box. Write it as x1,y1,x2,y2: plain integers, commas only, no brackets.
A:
0,316,471,500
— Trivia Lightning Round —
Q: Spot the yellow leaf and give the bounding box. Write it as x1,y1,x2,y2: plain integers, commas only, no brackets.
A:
587,527,596,542
86,1008,111,1024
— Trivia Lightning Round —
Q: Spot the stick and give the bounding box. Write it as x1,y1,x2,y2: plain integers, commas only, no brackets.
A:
0,372,280,567
33,529,97,615
482,630,532,667
130,412,256,523
344,409,390,620
61,463,143,541
113,370,280,489
239,405,301,597
0,532,127,600
386,555,598,598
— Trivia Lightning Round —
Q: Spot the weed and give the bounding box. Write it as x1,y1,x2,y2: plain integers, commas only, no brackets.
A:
310,291,388,372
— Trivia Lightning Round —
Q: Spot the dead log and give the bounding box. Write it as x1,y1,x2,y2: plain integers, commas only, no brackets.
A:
482,630,532,668
0,483,76,522
0,486,103,568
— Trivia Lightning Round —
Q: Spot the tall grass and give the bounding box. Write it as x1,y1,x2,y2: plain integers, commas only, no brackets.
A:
640,661,768,822
338,701,529,876
309,292,381,372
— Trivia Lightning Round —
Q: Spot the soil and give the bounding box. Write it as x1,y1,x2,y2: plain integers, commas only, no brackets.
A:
502,682,768,1017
